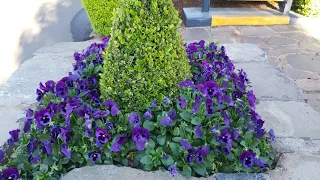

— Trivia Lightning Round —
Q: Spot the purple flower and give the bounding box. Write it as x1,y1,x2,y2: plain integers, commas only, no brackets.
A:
222,144,232,155
106,121,114,130
104,100,119,116
219,129,232,145
40,80,55,93
34,108,52,129
206,98,214,115
88,151,101,162
88,77,97,86
179,79,195,90
163,154,169,159
46,102,58,116
42,141,52,155
192,94,201,114
232,128,239,140
150,102,158,108
168,110,177,120
222,111,230,127
160,116,173,127
131,127,150,151
209,42,216,50
269,129,275,141
195,146,210,164
180,140,192,150
0,167,20,180
255,128,265,138
255,158,267,169
240,151,255,168
200,81,219,97
23,119,32,133
110,134,127,152
95,128,111,147
36,89,44,101
7,129,20,145
0,149,4,163
31,155,40,164
27,139,38,154
210,125,220,133
195,125,202,138
61,144,71,159
186,151,195,163
60,128,71,143
55,80,68,98
129,113,141,126
143,109,153,120
224,95,234,107
163,97,173,106
51,127,61,142
169,164,177,177
178,97,187,109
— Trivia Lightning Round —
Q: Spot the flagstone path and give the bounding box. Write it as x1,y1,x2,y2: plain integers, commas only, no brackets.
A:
1,25,320,179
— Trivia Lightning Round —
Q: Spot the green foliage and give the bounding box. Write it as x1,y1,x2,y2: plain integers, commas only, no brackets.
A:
81,0,120,35
292,0,320,17
100,0,191,112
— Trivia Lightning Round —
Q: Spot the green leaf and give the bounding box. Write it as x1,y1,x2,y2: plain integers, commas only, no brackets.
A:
161,155,174,166
71,153,83,164
173,127,180,136
172,137,182,142
140,155,153,165
78,91,88,97
240,140,247,148
193,164,206,176
183,165,192,178
43,157,54,166
226,153,235,161
210,139,220,146
122,159,129,166
59,157,69,165
179,112,191,121
169,142,180,155
147,139,155,149
143,121,155,131
40,164,48,172
157,135,166,145
191,117,201,125
38,134,51,141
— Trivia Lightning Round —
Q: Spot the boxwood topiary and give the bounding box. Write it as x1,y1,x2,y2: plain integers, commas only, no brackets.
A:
100,0,191,112
292,0,320,17
81,0,120,36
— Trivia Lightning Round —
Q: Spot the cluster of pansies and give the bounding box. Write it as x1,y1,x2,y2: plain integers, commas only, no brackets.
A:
0,39,275,179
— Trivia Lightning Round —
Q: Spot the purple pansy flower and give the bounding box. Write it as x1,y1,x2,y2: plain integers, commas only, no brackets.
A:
222,111,230,127
195,125,202,138
129,113,141,126
46,102,58,116
88,77,97,86
143,109,153,120
169,164,177,177
36,89,44,101
131,127,150,151
255,128,265,138
27,139,38,154
269,129,275,141
0,149,4,163
34,108,52,129
163,97,173,106
178,97,187,109
180,140,192,150
95,128,111,147
40,80,55,93
200,81,219,97
232,128,239,139
255,158,267,169
88,151,101,163
55,80,68,98
240,151,255,168
150,102,158,108
218,129,232,145
210,125,220,133
60,128,71,143
42,141,52,155
186,150,195,163
7,129,20,145
0,167,20,180
61,144,71,159
163,154,169,159
192,94,201,114
160,116,173,127
31,155,40,164
104,100,119,116
179,79,195,90
195,146,210,164
224,95,234,107
51,127,61,142
206,98,214,115
110,134,127,152
168,110,177,120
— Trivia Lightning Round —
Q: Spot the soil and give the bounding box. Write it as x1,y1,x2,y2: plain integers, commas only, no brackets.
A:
173,0,281,20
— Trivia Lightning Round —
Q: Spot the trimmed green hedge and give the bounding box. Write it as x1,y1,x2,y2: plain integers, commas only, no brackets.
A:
81,0,120,35
100,0,191,112
293,0,320,17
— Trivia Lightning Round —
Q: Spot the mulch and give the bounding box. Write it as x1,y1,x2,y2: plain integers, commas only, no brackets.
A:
173,0,281,19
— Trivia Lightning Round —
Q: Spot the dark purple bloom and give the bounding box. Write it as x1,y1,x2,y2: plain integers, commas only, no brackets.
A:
160,116,173,127
248,125,255,131
169,164,177,177
186,151,195,163
195,146,210,164
36,89,44,101
224,95,234,107
180,140,192,150
34,108,52,129
219,129,232,145
31,155,40,164
88,77,97,86
222,144,231,155
163,97,173,106
150,102,158,108
106,121,114,130
240,151,255,168
42,141,52,155
0,167,20,180
88,151,101,162
104,100,119,116
7,129,20,145
255,128,265,138
255,158,267,169
179,79,195,90
209,42,216,50
256,119,264,129
74,52,81,61
143,109,153,120
206,98,214,115
61,144,71,159
40,80,55,93
46,102,58,116
222,111,230,127
55,81,68,98
23,119,32,133
210,125,220,133
51,127,61,142
110,134,127,152
131,127,150,151
195,125,202,138
163,154,169,159
129,113,141,126
77,80,88,92
192,94,201,114
0,149,4,163
60,128,71,143
269,129,275,141
27,139,38,154
200,81,219,97
168,110,177,120
178,97,187,109
95,128,111,147
233,128,239,139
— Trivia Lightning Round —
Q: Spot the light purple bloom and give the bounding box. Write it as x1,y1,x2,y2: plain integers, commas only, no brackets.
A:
0,149,4,163
88,151,101,162
178,97,187,109
61,144,71,159
180,140,192,150
200,81,219,97
192,94,201,114
110,134,127,152
132,127,150,151
168,110,177,120
160,117,173,127
255,158,267,169
240,151,255,168
169,164,177,177
269,129,275,141
34,108,52,129
129,113,141,126
195,125,202,138
104,100,119,116
143,109,153,120
95,128,111,147
42,141,52,155
233,128,239,139
179,79,195,90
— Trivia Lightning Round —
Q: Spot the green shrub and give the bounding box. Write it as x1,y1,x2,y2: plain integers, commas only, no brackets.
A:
81,0,120,35
292,0,320,17
100,0,191,112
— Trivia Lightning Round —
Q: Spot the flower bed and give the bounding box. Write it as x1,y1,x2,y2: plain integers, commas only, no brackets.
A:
0,38,275,179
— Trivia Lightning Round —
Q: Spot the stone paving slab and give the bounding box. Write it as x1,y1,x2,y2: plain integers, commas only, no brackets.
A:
295,79,320,92
180,28,211,42
224,44,266,63
256,101,320,138
235,62,305,101
273,137,320,154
